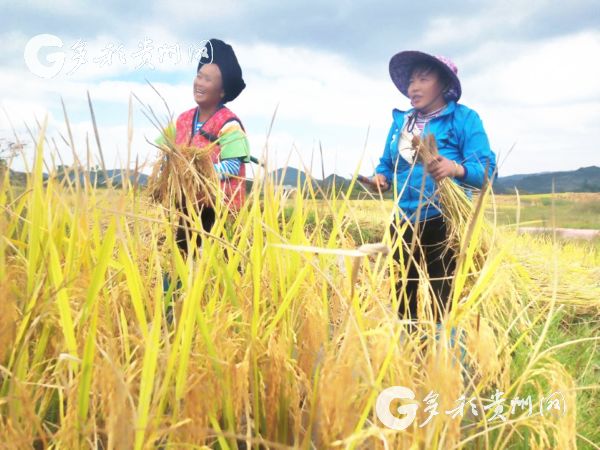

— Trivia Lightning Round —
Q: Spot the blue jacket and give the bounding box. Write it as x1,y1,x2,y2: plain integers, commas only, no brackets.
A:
375,101,497,224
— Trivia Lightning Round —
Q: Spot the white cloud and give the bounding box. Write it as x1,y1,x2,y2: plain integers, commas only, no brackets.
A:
150,0,242,26
3,37,400,177
459,30,600,175
19,0,82,14
2,26,598,180
422,0,541,48
231,40,399,125
465,31,600,106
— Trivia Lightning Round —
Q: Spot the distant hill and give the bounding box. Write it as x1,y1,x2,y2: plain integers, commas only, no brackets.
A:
268,166,600,195
270,167,309,186
264,166,600,196
265,168,382,199
5,168,148,188
268,167,354,191
6,165,599,195
493,166,600,194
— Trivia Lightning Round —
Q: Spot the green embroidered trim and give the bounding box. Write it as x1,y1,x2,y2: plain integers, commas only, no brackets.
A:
218,128,251,162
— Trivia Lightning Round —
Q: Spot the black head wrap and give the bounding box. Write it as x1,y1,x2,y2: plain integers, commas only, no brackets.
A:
196,38,246,103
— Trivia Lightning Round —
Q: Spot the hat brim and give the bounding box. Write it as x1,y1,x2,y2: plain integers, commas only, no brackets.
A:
389,50,461,101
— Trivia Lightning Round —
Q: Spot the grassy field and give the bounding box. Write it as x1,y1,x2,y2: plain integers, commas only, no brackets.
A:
1,132,599,449
284,192,600,246
487,193,600,230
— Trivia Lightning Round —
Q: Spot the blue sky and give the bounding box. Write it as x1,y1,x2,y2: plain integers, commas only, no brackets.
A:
1,0,598,178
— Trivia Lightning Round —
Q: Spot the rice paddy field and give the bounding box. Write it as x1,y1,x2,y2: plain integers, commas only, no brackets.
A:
1,123,599,449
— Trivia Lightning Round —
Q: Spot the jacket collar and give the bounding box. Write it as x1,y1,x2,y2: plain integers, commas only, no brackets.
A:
392,100,456,128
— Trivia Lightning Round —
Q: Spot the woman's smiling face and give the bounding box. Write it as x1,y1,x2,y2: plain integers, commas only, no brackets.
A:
407,65,448,114
193,63,224,107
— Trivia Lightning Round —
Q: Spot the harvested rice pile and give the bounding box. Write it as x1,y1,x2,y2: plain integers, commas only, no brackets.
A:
412,134,493,272
147,126,220,210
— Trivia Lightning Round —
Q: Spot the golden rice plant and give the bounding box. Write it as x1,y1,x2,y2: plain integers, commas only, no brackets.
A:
409,133,499,321
412,133,493,268
0,102,597,449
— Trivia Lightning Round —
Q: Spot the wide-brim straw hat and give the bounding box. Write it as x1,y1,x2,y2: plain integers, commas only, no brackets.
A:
389,50,461,102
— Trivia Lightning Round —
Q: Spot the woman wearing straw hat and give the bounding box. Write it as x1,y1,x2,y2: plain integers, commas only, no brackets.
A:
171,38,252,256
367,51,497,324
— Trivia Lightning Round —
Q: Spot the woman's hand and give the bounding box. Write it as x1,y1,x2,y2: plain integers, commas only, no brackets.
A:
426,155,464,182
358,174,390,191
369,174,390,191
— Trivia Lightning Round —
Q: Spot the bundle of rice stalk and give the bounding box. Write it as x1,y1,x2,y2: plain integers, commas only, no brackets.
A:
412,134,492,271
147,125,220,210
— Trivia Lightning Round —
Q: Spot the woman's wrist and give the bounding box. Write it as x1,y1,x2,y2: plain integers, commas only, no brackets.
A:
453,161,465,179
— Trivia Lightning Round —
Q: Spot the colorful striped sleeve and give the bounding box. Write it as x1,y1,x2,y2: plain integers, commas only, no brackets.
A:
213,158,242,180
212,119,249,179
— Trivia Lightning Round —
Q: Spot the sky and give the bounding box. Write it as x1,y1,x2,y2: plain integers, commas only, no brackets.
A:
1,0,598,179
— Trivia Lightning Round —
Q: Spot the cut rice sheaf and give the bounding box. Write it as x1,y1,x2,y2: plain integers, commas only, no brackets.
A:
412,133,493,274
147,129,221,211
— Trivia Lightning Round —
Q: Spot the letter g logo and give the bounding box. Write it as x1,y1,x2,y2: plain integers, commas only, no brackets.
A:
375,386,418,430
24,34,65,79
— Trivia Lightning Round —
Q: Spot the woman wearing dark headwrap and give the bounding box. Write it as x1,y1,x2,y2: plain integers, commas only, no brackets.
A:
173,38,251,256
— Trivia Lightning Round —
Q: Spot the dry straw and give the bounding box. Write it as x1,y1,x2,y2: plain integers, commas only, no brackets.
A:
147,126,220,210
2,98,597,449
412,134,493,274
